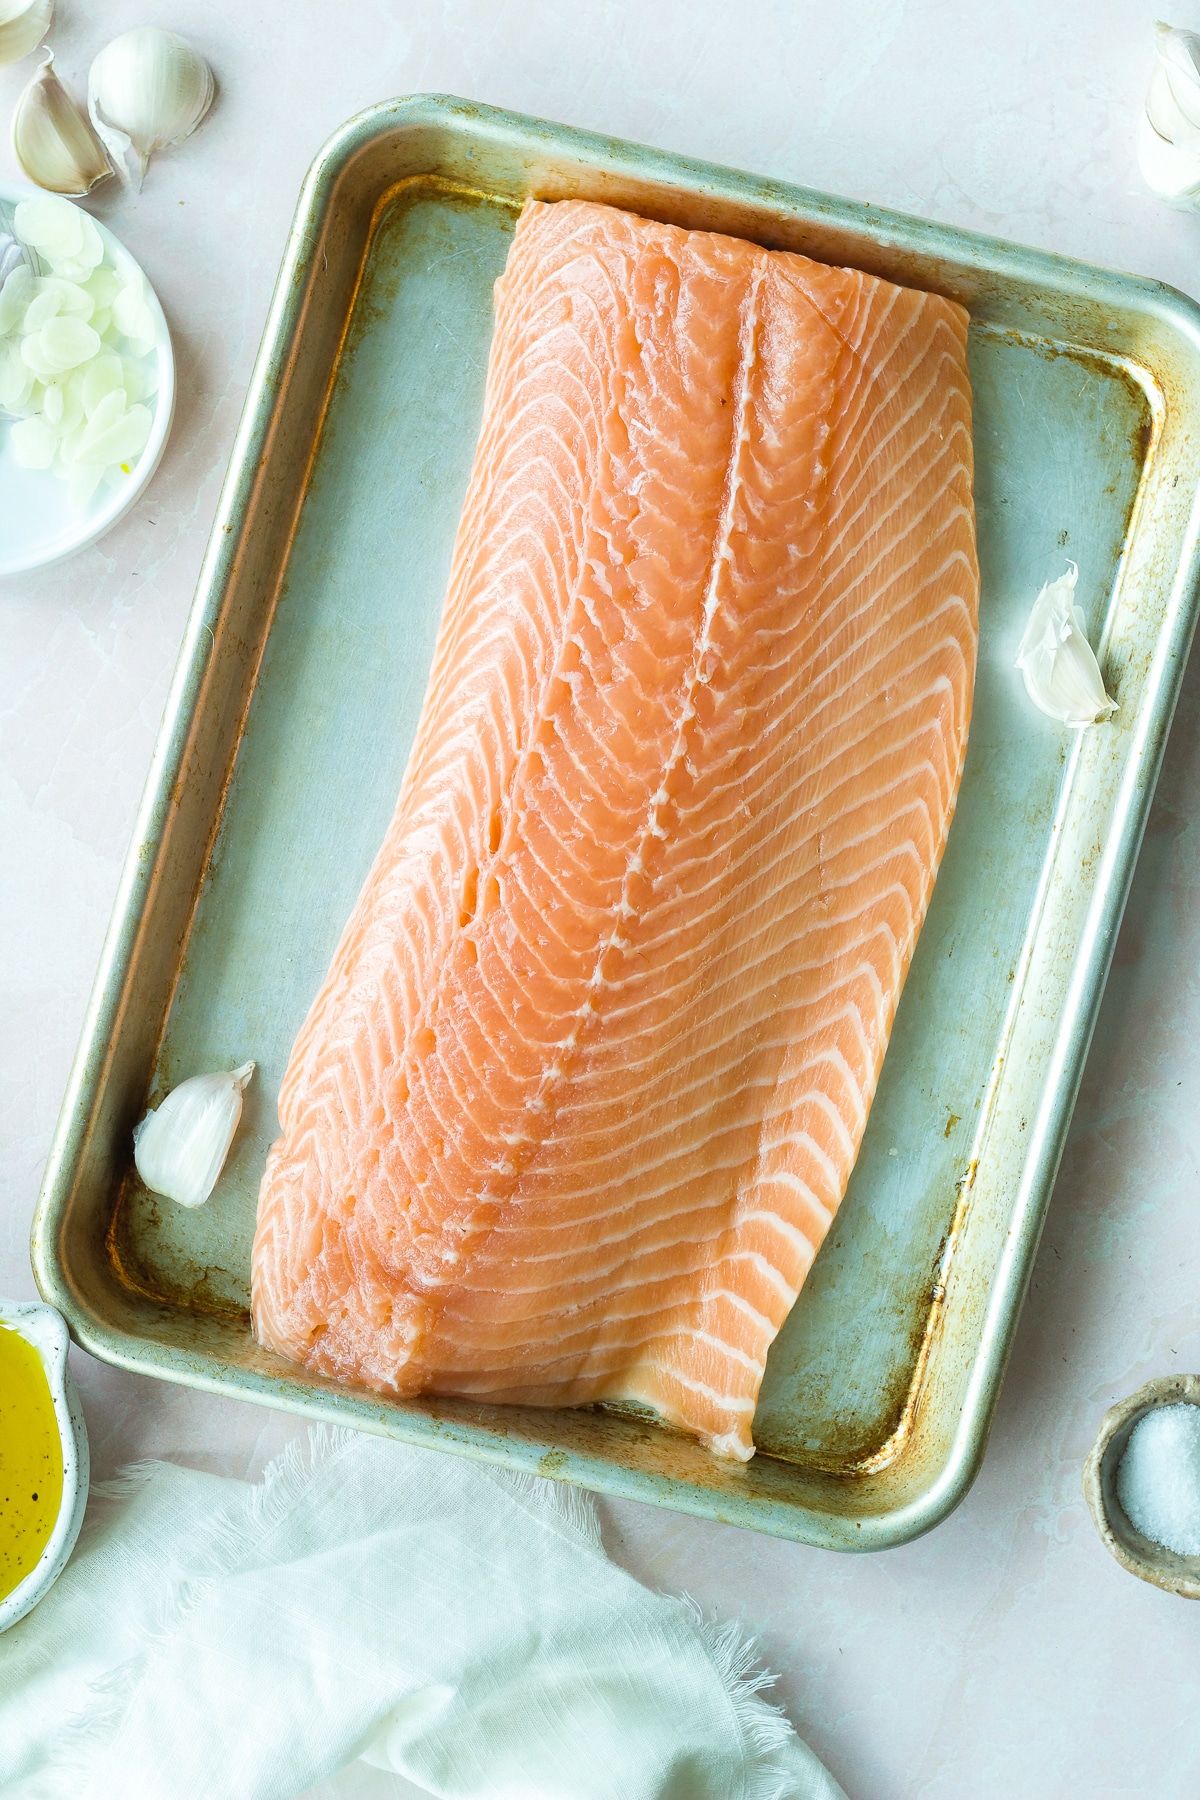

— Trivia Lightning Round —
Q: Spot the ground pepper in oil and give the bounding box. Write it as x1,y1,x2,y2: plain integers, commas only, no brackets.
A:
0,1325,63,1602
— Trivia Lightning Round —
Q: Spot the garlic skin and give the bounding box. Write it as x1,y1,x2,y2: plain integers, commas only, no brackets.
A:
133,1063,255,1209
0,0,52,67
1016,564,1117,729
1139,23,1200,210
12,51,114,197
88,27,214,190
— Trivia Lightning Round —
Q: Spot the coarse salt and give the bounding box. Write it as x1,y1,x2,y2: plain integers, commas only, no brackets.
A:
1115,1401,1200,1556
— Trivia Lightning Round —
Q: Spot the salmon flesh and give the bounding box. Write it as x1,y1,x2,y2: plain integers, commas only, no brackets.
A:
251,198,979,1461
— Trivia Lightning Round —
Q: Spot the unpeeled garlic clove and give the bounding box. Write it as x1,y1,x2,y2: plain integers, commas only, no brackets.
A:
0,0,53,67
88,27,214,190
1016,563,1117,728
133,1062,256,1209
12,50,115,197
1139,23,1200,209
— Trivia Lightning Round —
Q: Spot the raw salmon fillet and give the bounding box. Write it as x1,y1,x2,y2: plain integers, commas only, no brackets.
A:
252,197,978,1461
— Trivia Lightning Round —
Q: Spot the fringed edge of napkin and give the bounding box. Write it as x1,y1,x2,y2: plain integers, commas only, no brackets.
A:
489,1462,807,1800
689,1609,806,1800
42,1430,360,1798
49,1428,810,1800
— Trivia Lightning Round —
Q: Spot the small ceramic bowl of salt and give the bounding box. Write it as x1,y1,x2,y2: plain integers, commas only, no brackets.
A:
1083,1374,1200,1598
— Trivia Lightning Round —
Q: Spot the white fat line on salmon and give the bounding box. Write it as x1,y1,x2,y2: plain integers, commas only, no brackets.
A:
680,1329,766,1378
791,539,975,724
657,732,951,903
447,1202,785,1294
707,1287,780,1337
434,1306,749,1363
659,686,958,842
455,1187,755,1269
830,327,959,505
729,1202,826,1262
577,861,890,993
795,388,970,620
309,939,885,1179
710,1249,799,1309
370,310,662,1249
541,1044,873,1183
796,457,973,661
536,1051,863,1209
709,1431,754,1460
633,1364,759,1414
559,918,894,1065
820,283,923,455
592,766,944,968
756,551,974,755
620,598,973,869
428,260,775,1182
503,1084,846,1205
734,1204,824,1266
542,1002,880,1138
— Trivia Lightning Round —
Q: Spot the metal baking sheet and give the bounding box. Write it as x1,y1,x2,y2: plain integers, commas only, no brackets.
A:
32,96,1200,1548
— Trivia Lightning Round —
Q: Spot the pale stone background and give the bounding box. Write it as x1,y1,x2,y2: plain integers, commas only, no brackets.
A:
4,3,1200,1794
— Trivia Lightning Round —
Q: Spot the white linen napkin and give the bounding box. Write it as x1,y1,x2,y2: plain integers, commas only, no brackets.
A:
0,1426,845,1800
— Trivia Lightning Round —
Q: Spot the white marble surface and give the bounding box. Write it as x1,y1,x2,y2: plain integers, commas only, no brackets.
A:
4,3,1200,1794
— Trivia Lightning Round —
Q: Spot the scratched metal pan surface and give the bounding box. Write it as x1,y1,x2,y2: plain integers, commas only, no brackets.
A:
32,96,1200,1549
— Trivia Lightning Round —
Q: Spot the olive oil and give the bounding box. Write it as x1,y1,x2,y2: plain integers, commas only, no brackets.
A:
0,1325,63,1603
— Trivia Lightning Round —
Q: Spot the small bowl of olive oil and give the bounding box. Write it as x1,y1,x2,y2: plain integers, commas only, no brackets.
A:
0,1298,89,1632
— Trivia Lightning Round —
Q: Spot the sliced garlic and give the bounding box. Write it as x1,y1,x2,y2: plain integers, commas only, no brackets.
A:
1016,564,1117,728
12,51,115,198
0,230,27,287
1139,23,1200,209
0,262,36,334
133,1063,256,1209
0,338,35,410
88,27,214,189
2,195,161,496
0,0,52,68
110,269,158,355
15,194,104,281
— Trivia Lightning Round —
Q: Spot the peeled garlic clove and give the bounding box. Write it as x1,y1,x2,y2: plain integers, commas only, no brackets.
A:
133,1062,255,1209
1016,563,1117,728
1150,22,1200,133
0,0,53,67
88,27,214,190
1140,24,1200,209
12,51,115,197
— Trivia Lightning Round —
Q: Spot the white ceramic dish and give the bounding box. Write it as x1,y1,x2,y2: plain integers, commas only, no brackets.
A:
0,1297,90,1633
0,181,175,579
